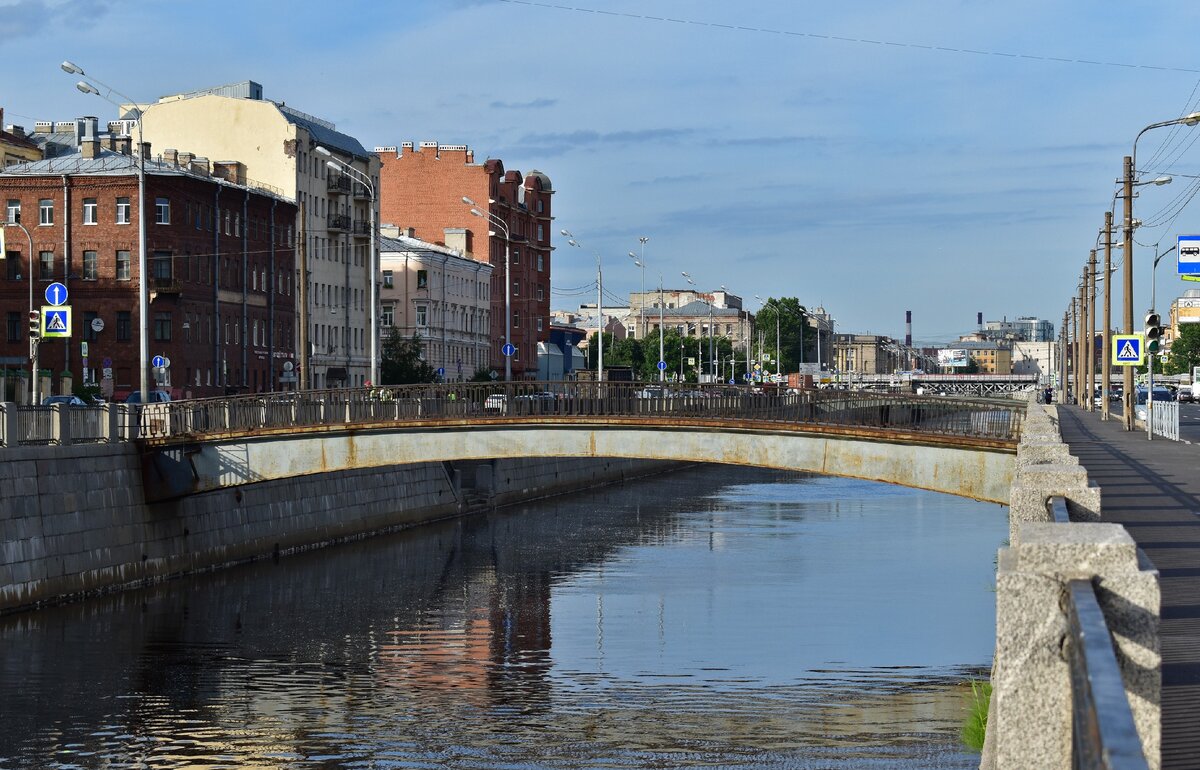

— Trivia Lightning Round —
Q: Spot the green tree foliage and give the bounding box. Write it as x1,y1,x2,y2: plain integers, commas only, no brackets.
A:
754,297,814,373
469,365,494,382
380,329,438,385
1166,323,1200,375
963,357,981,374
586,329,744,382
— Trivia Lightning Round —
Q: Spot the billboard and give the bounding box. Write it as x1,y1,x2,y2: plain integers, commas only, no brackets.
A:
938,349,970,368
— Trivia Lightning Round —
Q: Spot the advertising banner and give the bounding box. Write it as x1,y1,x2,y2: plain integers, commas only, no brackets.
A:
937,349,970,368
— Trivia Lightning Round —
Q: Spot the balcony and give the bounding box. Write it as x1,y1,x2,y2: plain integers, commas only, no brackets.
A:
327,174,351,195
352,182,371,200
352,219,371,238
150,276,183,297
327,214,351,233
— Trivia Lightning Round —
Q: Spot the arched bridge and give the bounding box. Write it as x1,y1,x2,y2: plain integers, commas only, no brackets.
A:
131,383,1025,504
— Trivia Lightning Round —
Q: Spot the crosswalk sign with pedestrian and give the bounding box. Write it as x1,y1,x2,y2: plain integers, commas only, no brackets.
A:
1111,334,1144,366
41,305,71,338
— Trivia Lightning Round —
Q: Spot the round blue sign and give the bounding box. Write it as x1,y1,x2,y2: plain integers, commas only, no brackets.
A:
436,367,445,376
657,360,667,371
44,282,68,307
502,343,517,357
152,355,166,368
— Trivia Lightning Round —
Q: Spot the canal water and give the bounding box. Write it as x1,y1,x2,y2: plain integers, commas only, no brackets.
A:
0,465,1006,769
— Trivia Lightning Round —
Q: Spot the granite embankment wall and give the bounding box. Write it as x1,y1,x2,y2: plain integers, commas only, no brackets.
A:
0,442,677,613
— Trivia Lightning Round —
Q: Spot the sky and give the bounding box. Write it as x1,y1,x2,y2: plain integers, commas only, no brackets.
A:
5,0,1200,344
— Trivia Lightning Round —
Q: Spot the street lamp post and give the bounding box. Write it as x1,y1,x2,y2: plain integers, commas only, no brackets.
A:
64,60,148,404
317,147,376,385
3,220,37,402
463,197,512,381
683,272,715,382
1146,242,1178,440
628,235,648,339
1121,113,1200,429
562,231,602,381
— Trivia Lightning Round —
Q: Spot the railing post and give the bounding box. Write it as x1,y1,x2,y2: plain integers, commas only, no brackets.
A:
102,403,119,442
51,403,71,446
1,402,16,447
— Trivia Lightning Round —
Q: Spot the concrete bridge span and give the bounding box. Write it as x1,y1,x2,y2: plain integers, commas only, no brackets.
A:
143,416,1017,504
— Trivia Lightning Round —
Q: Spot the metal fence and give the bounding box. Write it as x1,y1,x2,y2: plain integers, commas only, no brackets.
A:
128,382,1025,442
1149,399,1179,442
1,383,1027,447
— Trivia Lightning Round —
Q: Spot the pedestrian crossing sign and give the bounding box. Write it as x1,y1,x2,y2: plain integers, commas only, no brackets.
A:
41,305,71,338
1111,334,1144,366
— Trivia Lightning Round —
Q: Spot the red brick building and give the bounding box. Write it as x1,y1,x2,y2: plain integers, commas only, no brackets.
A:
376,142,552,378
0,129,297,400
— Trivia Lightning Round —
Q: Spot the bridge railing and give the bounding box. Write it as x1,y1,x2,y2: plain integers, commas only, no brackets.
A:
119,382,1023,443
0,384,1025,446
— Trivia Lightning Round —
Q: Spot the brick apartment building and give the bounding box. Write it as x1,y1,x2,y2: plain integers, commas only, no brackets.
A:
0,124,297,400
377,142,552,378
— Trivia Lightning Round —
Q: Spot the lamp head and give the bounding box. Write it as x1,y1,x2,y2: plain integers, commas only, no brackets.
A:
1185,111,1200,126
560,229,573,237
76,81,99,95
314,145,332,157
461,196,477,206
1154,175,1172,185
469,208,484,218
61,60,83,75
325,160,339,172
628,251,637,258
567,239,579,247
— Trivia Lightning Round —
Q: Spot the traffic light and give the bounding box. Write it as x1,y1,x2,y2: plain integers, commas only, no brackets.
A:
1145,312,1164,354
28,310,39,339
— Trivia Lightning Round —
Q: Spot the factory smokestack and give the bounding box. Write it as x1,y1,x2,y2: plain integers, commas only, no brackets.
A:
905,310,912,347
977,312,983,330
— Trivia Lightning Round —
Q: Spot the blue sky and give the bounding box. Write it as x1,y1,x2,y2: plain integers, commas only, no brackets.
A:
6,0,1200,343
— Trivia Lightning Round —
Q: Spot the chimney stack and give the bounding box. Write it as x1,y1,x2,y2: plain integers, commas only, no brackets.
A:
905,310,912,347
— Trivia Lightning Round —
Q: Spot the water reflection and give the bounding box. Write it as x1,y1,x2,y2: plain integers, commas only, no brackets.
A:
0,466,1004,768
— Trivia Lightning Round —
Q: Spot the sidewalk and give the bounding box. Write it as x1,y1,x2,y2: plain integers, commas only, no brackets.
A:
1057,406,1200,770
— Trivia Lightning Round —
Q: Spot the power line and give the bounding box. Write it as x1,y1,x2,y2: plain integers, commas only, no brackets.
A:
497,0,1200,74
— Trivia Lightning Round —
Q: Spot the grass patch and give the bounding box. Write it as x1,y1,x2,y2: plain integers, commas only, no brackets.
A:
961,679,991,753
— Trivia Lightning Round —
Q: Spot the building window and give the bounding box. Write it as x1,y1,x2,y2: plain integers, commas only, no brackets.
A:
537,285,544,301
154,312,171,341
512,248,520,265
416,306,427,326
83,198,98,225
537,199,544,213
513,280,520,296
417,269,428,289
155,197,170,225
39,199,53,226
82,250,98,280
537,318,544,332
116,311,131,341
537,254,543,272
537,223,544,241
513,312,520,328
382,304,394,327
5,200,18,224
116,250,131,280
153,251,173,282
6,311,19,343
39,251,54,279
6,252,18,280
116,197,130,224
83,310,98,341
383,270,393,289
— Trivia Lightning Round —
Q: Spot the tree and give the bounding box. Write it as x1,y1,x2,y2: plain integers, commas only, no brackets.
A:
1166,323,1200,375
963,356,981,374
469,365,494,382
754,297,814,373
380,329,437,385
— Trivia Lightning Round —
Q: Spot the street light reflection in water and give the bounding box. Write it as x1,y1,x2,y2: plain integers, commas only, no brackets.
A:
0,465,1006,768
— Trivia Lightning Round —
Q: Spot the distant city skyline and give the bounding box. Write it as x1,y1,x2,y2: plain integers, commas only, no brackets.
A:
6,0,1200,343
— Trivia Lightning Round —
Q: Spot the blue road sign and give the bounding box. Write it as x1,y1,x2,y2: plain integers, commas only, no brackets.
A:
1112,335,1143,366
152,355,166,368
41,306,71,338
1180,235,1200,275
436,367,445,377
657,360,667,371
502,342,517,357
102,357,112,367
44,282,68,306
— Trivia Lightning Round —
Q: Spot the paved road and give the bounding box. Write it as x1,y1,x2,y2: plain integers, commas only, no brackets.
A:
1084,401,1200,444
1058,406,1200,769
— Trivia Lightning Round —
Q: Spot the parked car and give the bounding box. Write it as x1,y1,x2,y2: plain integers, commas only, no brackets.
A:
1133,386,1173,404
125,390,172,404
484,394,508,413
41,395,87,407
1178,386,1195,403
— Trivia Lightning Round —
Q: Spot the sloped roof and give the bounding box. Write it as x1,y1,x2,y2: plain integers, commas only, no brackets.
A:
276,104,370,161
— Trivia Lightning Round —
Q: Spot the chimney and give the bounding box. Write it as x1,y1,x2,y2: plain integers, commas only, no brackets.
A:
114,136,132,155
443,227,468,254
138,141,151,160
162,148,179,166
905,310,912,347
378,224,401,238
179,152,194,166
81,137,101,159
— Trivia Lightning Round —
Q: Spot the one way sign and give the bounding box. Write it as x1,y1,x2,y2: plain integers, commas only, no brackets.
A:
1111,334,1144,366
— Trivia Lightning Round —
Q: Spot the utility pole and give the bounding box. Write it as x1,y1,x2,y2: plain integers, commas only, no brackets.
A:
1060,310,1069,404
1122,154,1135,430
1102,212,1112,420
1087,249,1097,411
1072,297,1079,404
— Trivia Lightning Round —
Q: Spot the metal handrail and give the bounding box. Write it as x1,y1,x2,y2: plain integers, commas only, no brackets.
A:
1065,580,1152,770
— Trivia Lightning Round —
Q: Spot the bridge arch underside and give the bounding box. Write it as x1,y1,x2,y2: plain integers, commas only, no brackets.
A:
145,421,1015,505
